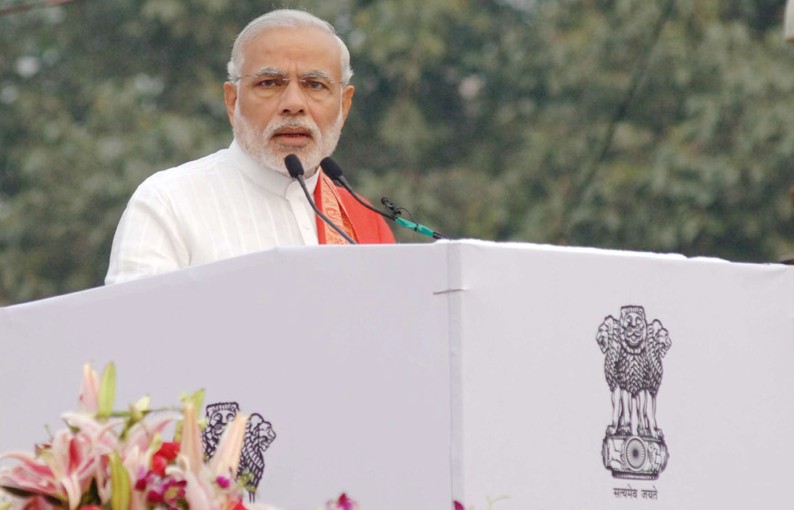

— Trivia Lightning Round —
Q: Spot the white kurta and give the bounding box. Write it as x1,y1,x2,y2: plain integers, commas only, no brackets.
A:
105,141,319,284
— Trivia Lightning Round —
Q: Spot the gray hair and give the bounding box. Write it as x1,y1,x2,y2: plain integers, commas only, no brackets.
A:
227,9,353,85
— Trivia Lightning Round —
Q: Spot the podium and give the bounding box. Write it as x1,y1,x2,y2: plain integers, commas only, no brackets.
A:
1,240,792,510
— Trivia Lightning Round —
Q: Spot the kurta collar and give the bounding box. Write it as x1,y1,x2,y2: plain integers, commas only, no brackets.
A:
228,139,319,198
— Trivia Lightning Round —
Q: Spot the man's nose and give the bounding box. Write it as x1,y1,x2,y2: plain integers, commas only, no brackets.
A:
278,79,307,115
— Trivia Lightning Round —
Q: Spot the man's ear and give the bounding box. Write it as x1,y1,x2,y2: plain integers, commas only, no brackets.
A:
341,85,355,123
223,82,238,126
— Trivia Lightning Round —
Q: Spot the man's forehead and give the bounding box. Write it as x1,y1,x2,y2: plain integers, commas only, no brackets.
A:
242,26,341,71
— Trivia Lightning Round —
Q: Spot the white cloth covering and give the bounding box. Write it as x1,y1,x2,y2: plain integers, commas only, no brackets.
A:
105,141,319,284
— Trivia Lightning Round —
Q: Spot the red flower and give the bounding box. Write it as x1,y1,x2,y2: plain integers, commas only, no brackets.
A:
151,442,180,476
151,454,168,477
157,442,180,461
454,501,466,510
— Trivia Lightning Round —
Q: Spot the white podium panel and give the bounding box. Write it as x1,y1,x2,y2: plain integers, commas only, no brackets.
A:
453,242,794,509
0,244,454,510
1,241,792,510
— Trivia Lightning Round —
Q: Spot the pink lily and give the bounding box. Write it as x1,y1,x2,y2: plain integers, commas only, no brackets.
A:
60,412,122,450
0,429,98,510
56,410,176,507
174,410,247,510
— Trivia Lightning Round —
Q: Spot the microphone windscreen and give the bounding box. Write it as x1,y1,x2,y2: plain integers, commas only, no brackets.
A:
320,157,344,181
284,154,304,178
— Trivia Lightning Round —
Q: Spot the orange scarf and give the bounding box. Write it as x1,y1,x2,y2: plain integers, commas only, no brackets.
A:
313,172,358,244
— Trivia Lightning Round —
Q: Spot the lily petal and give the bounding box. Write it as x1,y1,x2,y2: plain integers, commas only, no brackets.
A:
179,402,204,477
209,413,247,481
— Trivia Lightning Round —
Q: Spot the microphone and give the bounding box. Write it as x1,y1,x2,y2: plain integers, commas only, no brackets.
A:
320,157,447,240
284,154,357,245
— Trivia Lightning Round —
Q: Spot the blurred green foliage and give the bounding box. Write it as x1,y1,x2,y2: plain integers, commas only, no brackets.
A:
0,0,792,304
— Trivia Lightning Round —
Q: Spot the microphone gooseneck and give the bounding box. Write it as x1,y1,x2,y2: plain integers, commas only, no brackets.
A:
284,155,357,245
320,157,447,240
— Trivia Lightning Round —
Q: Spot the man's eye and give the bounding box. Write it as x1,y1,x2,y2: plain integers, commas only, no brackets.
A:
302,79,327,90
257,78,283,88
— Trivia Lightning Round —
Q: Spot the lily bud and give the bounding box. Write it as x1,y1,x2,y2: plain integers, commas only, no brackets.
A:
78,363,99,413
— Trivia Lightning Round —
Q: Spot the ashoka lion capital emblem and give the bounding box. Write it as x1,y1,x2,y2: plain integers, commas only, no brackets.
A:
596,305,671,479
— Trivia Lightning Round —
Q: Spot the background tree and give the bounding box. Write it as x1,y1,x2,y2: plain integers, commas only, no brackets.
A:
0,0,792,304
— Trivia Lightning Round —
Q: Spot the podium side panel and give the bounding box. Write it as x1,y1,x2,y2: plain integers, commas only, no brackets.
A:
456,241,794,510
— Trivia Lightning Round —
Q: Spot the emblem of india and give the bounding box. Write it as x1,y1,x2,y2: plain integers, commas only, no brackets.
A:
596,305,671,479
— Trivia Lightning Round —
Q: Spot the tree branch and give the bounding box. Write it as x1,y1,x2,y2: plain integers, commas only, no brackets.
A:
0,0,77,17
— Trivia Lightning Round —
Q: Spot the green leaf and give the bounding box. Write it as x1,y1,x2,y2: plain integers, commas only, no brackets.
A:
109,451,130,510
97,362,117,420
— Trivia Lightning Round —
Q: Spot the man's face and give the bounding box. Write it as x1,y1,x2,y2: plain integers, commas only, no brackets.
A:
224,26,355,176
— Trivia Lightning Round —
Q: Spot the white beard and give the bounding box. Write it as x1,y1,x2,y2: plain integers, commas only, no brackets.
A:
233,103,344,178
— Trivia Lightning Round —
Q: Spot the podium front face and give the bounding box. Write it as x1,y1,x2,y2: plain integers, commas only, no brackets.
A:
2,241,792,510
0,244,454,510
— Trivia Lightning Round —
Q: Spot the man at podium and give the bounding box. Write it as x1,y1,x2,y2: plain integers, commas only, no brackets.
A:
105,9,395,285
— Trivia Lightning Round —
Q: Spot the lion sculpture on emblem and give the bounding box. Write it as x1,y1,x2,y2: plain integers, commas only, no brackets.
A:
596,305,671,480
201,402,277,501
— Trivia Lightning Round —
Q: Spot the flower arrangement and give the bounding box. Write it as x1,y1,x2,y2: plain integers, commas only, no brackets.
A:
0,363,358,510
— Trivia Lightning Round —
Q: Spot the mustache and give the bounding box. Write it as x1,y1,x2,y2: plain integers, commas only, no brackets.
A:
264,119,320,139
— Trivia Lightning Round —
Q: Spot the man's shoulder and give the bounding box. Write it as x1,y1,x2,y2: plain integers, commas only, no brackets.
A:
137,146,233,193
